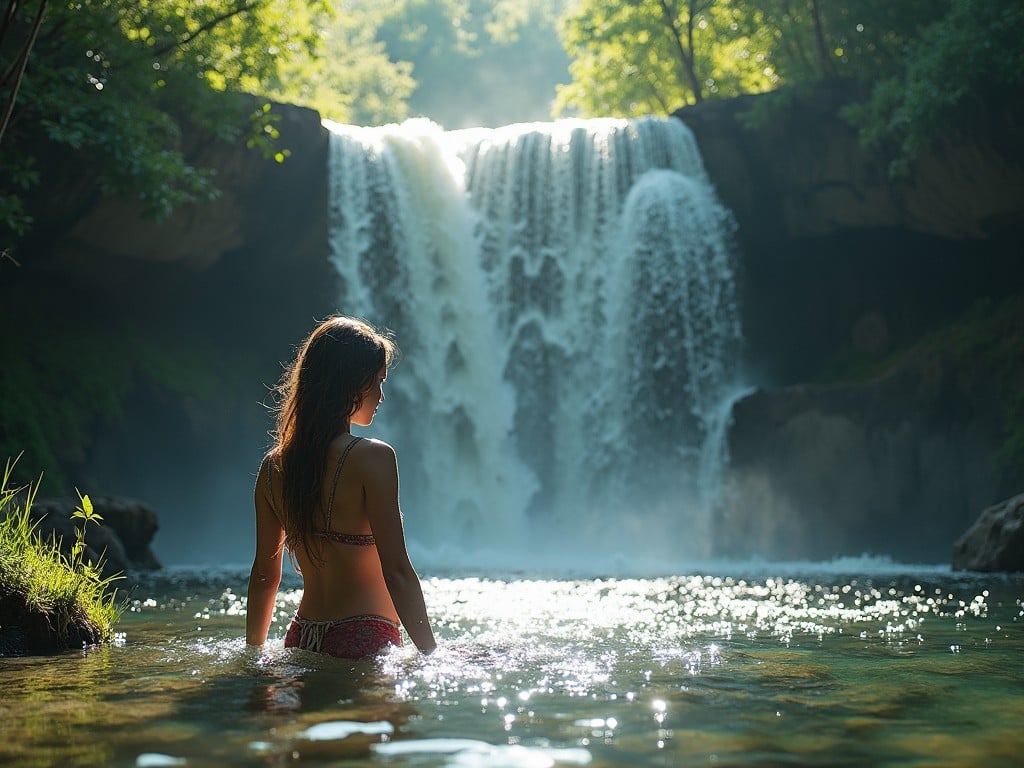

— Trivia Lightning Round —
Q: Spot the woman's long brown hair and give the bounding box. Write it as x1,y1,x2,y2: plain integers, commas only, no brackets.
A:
270,316,396,565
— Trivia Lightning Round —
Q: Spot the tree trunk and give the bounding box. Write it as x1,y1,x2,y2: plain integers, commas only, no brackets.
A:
658,0,703,104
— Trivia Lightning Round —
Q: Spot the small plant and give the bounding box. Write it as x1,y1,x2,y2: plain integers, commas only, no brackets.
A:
69,490,107,585
0,458,125,653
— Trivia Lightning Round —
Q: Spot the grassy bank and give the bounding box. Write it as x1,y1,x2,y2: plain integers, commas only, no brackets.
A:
0,463,124,654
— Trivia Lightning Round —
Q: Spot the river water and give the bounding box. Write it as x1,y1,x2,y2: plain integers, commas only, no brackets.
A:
2,562,1022,767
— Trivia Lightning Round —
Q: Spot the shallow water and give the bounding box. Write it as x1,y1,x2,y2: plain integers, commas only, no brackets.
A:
2,564,1022,767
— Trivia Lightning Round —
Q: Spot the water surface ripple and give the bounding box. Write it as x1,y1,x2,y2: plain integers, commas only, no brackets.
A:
1,565,1022,767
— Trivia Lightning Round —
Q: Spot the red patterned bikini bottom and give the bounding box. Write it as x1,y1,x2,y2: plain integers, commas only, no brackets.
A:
284,614,402,659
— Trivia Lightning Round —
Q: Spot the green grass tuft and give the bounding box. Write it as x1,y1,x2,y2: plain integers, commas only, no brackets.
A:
0,458,125,652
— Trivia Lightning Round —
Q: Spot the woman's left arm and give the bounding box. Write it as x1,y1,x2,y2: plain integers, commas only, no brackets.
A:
246,457,285,646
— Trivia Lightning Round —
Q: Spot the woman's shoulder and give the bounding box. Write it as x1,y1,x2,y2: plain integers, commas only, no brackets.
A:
254,449,280,507
350,437,399,475
353,436,396,460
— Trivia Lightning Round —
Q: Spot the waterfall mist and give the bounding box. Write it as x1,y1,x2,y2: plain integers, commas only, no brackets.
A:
325,117,748,572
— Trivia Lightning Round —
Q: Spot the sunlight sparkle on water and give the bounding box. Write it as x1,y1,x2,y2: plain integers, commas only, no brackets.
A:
3,568,1019,767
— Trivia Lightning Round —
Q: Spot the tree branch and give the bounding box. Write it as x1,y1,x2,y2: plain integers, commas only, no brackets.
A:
644,74,672,113
144,0,264,61
1,0,24,85
0,0,46,148
778,0,814,74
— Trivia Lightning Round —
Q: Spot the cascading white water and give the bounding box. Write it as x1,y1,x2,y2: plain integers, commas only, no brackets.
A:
325,116,745,570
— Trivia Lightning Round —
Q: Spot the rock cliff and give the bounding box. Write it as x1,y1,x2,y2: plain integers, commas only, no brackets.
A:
675,87,1024,563
675,83,1024,243
1,100,339,563
718,311,1021,562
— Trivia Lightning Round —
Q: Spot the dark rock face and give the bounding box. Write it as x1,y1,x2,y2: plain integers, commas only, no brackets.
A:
19,98,331,275
952,494,1024,573
719,326,1021,562
676,86,1024,388
674,85,1024,563
675,84,1024,243
29,496,162,580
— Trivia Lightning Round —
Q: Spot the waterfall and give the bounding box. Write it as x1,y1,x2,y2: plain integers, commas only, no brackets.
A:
325,117,745,570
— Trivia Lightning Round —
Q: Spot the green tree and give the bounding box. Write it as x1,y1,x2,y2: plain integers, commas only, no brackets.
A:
553,0,1022,174
0,0,334,246
553,0,952,118
844,0,1024,173
736,0,943,85
260,1,415,126
555,0,776,117
0,0,47,149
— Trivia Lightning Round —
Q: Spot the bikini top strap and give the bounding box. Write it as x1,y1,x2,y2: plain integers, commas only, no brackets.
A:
324,436,364,530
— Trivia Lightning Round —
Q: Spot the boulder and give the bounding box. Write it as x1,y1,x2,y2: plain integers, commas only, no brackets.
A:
952,493,1024,572
29,496,161,580
83,496,162,571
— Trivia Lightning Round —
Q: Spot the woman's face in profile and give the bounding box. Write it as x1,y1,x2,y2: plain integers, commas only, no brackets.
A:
351,367,387,427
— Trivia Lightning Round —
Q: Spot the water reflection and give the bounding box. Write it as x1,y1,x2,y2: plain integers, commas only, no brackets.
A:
244,647,404,715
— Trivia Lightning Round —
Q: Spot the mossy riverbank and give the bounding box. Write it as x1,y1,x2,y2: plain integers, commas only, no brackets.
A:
0,464,124,655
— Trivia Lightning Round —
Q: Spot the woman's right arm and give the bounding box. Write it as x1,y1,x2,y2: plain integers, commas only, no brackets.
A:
363,440,437,654
246,457,285,646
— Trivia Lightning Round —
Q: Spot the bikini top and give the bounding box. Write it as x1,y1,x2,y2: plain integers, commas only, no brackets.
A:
265,437,376,547
316,436,375,546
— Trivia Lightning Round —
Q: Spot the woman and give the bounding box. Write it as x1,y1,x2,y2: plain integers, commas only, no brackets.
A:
245,315,437,658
